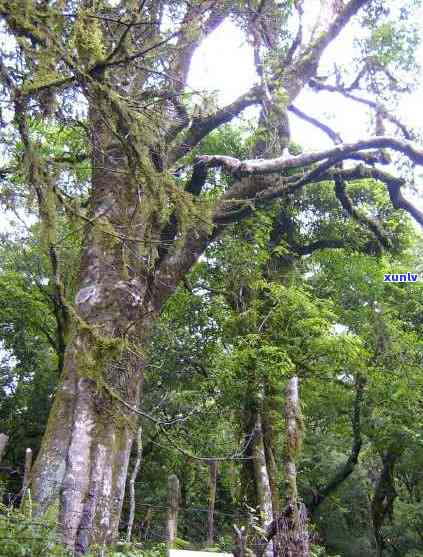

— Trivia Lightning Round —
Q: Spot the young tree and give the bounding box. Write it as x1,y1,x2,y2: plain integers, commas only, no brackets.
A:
0,0,422,552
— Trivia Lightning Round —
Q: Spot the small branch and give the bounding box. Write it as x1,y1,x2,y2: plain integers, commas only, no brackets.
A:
94,30,181,72
285,0,304,65
157,425,255,463
288,104,342,144
309,78,414,140
386,181,423,226
110,388,199,426
294,239,346,255
169,85,264,163
302,0,370,64
102,16,137,65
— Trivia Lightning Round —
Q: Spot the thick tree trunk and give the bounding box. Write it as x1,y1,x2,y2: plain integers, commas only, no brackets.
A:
30,100,161,553
30,364,77,513
32,314,145,553
33,307,147,553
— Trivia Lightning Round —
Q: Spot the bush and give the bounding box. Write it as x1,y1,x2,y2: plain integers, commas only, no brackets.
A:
0,502,69,557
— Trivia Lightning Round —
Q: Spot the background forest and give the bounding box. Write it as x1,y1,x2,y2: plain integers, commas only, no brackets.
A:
1,126,422,556
0,1,423,557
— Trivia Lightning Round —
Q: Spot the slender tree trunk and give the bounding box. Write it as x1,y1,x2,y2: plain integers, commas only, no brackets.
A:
280,376,309,557
167,474,180,547
240,386,275,557
207,459,218,546
21,448,33,503
0,433,8,464
253,413,275,557
127,425,143,543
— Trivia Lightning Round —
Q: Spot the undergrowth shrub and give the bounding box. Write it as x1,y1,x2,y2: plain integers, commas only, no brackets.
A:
0,500,153,557
0,501,68,557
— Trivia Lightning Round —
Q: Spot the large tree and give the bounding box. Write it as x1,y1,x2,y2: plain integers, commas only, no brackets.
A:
0,0,422,553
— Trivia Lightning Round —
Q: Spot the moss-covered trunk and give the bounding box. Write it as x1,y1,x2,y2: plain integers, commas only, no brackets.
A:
263,379,280,516
371,448,402,557
30,100,162,553
280,376,309,557
32,262,151,553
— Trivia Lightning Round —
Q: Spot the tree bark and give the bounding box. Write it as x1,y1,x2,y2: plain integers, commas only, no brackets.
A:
371,449,401,557
252,413,275,557
30,366,76,513
0,433,8,464
263,379,281,516
280,376,309,557
30,100,157,553
167,474,180,547
240,391,274,557
247,377,310,557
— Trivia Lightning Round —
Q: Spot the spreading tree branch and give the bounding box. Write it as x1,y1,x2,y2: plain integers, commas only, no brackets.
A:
197,136,423,177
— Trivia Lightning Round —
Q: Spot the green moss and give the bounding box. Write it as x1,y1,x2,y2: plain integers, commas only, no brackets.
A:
71,6,105,66
67,308,143,428
85,81,208,269
21,46,60,94
283,401,304,461
91,216,121,251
